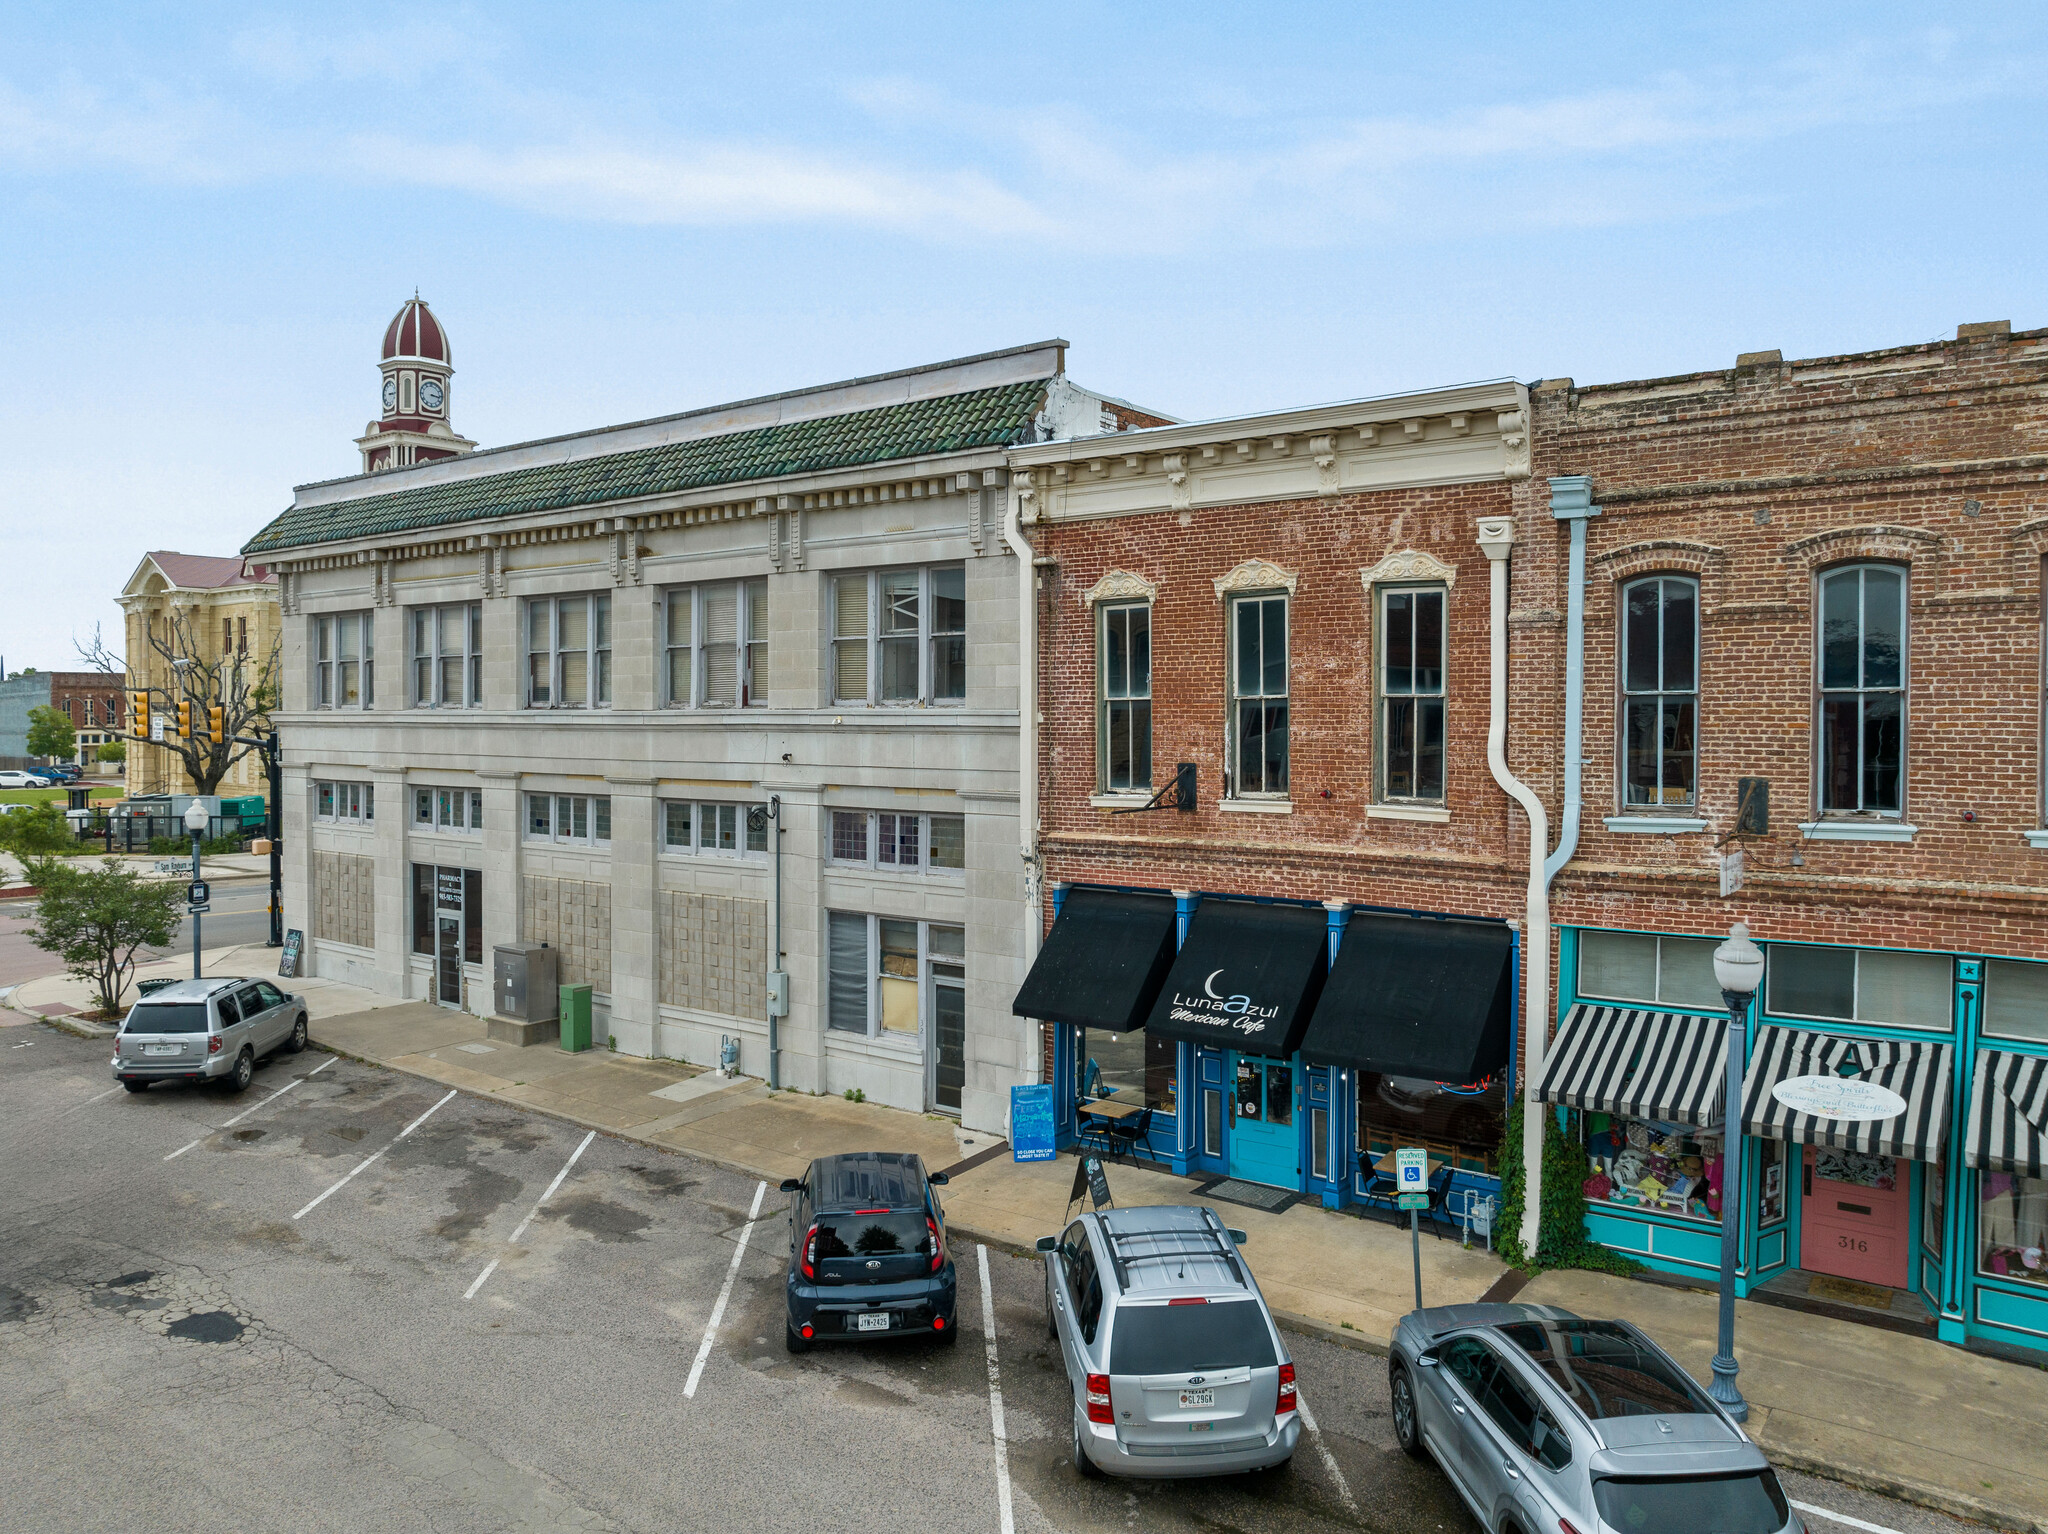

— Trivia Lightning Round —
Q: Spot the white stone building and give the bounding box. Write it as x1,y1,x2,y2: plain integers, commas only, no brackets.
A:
244,309,1166,1132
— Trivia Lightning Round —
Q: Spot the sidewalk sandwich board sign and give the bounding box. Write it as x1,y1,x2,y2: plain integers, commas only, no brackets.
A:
1068,1155,1113,1214
279,929,303,979
1010,1083,1056,1163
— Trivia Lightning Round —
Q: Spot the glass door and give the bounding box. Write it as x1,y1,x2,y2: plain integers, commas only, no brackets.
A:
435,916,462,1007
931,965,965,1115
1227,1053,1298,1188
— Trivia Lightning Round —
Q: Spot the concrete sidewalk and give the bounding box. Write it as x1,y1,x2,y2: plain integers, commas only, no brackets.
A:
0,848,273,892
12,955,2047,1530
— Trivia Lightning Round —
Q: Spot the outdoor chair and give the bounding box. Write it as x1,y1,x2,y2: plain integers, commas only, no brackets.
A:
1103,1107,1154,1166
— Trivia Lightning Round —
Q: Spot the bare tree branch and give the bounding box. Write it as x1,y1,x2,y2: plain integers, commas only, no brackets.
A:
135,610,279,795
74,622,126,675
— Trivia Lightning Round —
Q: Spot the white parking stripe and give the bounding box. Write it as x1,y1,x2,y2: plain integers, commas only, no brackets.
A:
166,1057,336,1160
1789,1499,1908,1534
292,1088,457,1220
67,1085,126,1112
976,1244,1016,1534
1294,1393,1357,1516
683,1180,766,1399
464,1130,596,1300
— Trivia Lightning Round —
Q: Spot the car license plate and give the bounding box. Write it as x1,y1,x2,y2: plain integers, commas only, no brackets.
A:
856,1312,890,1332
1187,1420,1215,1432
1179,1389,1215,1408
142,1044,179,1056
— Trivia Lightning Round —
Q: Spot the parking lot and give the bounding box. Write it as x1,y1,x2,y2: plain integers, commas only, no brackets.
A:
0,1021,1975,1534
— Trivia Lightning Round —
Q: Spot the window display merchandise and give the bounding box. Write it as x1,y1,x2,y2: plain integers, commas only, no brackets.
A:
1583,1113,1722,1222
1981,1173,2048,1285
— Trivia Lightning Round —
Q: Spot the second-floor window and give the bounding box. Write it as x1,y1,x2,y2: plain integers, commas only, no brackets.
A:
666,579,767,707
664,800,768,856
414,786,482,833
1099,602,1152,792
1378,585,1446,802
1818,564,1904,814
313,612,374,709
832,565,965,705
412,603,482,708
1621,576,1698,808
527,594,611,709
1228,592,1289,797
315,780,374,823
525,793,610,846
828,810,965,872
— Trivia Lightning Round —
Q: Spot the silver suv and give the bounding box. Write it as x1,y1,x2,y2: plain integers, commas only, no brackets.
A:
113,977,309,1094
1389,1303,1800,1534
1036,1204,1301,1479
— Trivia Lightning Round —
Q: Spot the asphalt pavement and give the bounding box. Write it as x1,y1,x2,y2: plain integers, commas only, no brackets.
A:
0,1022,1988,1534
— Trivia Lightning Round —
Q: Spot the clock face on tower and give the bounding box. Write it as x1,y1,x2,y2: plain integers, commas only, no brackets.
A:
382,376,398,412
419,377,445,411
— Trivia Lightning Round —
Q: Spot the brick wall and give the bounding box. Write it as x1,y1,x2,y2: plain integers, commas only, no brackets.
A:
1528,325,2048,966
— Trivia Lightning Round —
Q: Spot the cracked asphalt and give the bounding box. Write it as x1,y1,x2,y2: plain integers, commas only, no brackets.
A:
0,1020,1985,1534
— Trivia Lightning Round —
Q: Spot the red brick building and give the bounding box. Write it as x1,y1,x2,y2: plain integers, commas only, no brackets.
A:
1007,381,1538,1232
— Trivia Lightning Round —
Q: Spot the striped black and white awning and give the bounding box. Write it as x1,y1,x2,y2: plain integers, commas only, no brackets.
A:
1967,1051,2048,1179
1535,1005,1729,1128
1739,1025,1952,1162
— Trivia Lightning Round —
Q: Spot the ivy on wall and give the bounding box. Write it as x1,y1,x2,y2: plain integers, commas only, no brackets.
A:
1496,1100,1641,1277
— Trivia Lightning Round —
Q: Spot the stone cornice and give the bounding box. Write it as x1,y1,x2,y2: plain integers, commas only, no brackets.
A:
1359,548,1459,591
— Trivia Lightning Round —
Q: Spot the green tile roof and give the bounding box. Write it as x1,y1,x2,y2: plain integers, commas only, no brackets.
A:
244,378,1049,556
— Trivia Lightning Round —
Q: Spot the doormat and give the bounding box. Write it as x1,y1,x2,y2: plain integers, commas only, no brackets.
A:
1191,1177,1301,1215
1808,1275,1897,1310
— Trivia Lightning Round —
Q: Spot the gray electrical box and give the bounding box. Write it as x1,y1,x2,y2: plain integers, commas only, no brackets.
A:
493,943,559,1023
766,969,790,1018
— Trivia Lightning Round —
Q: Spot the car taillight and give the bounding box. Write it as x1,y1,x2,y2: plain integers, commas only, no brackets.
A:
800,1323,814,1339
801,1223,818,1281
1276,1362,1297,1414
927,1215,943,1273
1085,1373,1114,1424
207,1035,222,1054
1559,1521,1583,1534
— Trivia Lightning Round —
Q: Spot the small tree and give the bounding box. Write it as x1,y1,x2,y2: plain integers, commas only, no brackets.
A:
26,859,183,1016
78,616,277,796
26,704,76,762
97,739,126,764
0,802,75,859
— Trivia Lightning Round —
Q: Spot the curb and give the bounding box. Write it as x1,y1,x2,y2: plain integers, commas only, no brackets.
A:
300,1033,2045,1533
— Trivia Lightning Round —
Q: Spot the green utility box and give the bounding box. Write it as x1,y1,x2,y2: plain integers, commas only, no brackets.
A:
558,984,594,1053
219,795,268,831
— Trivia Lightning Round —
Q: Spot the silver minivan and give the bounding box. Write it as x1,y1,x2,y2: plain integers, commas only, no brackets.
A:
1037,1204,1302,1479
112,977,309,1093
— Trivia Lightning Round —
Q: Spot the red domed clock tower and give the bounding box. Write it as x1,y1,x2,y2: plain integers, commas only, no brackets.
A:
356,296,478,473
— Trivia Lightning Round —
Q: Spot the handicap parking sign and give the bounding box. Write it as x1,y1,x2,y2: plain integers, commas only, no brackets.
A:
1395,1146,1428,1194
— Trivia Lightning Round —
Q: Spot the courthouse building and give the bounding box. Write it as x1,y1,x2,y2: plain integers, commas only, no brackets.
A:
243,299,1164,1132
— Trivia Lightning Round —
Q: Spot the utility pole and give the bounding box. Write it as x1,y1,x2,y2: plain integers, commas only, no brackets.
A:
232,728,285,947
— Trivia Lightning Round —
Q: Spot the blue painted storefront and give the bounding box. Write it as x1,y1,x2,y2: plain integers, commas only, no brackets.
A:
1048,884,1514,1232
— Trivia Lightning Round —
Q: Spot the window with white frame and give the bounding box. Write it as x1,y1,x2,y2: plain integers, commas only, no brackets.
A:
526,594,612,709
831,565,965,705
312,613,375,709
1767,942,1950,1031
1377,585,1446,802
1099,602,1152,792
1228,592,1289,797
413,786,483,834
827,810,965,872
1818,564,1905,814
665,579,767,707
411,603,482,708
826,912,964,1039
1620,576,1698,808
662,800,768,857
524,793,611,846
315,780,375,823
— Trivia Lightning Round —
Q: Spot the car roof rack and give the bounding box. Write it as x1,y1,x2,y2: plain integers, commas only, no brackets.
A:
1098,1208,1245,1293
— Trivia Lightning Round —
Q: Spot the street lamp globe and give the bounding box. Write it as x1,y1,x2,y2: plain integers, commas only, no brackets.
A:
1713,922,1765,997
183,801,210,835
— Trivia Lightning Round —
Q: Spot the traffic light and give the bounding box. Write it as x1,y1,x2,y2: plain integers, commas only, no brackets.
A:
129,690,149,740
176,700,192,739
207,705,225,744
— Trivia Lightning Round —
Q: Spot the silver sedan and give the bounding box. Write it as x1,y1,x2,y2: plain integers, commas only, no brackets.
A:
1387,1302,1803,1534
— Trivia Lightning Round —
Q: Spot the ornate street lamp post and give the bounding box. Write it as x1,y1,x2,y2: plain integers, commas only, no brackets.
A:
183,799,210,980
1709,921,1765,1422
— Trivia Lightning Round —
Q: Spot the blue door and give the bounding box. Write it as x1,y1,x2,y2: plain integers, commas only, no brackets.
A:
1228,1053,1298,1187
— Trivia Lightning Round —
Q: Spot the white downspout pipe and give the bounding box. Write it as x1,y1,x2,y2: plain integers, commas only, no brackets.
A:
1542,476,1598,886
1003,470,1042,1084
1477,516,1551,1258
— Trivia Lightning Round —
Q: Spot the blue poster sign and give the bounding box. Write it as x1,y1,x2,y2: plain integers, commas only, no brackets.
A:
1011,1083,1056,1163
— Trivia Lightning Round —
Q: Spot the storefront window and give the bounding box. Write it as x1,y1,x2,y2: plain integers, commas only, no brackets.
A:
1582,1113,1722,1223
1982,958,2048,1043
1979,1173,2048,1286
1755,1137,1787,1227
1577,930,1723,1009
1922,1154,1945,1260
1076,1028,1176,1116
1357,1073,1505,1176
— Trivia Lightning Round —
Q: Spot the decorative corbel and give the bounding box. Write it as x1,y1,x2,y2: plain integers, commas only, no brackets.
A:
1310,434,1338,491
1498,407,1531,481
1163,453,1192,511
1402,418,1426,440
1014,468,1038,524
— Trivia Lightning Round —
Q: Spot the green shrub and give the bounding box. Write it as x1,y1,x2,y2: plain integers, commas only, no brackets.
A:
1496,1098,1642,1277
0,802,75,858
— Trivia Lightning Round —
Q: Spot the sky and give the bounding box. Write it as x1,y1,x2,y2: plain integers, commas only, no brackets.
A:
2,3,2043,672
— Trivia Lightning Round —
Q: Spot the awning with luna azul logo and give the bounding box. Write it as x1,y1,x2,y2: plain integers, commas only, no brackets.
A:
1140,899,1330,1058
1534,1005,1729,1129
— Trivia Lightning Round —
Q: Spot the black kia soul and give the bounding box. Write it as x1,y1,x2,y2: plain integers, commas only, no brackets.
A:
781,1152,957,1353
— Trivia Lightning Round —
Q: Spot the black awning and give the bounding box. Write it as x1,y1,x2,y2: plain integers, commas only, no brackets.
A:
1298,913,1514,1082
1011,888,1178,1032
1141,899,1330,1057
